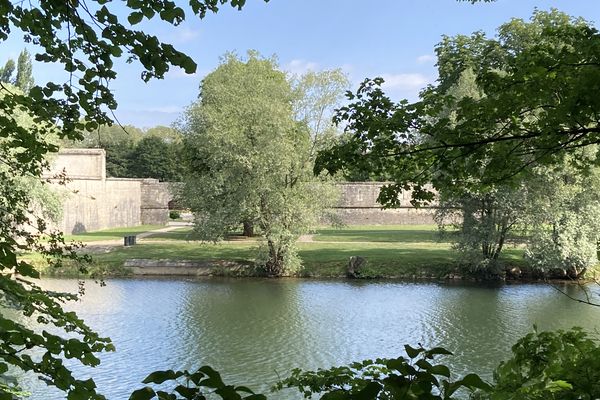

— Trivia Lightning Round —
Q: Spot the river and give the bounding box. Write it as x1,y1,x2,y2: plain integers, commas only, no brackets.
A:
18,278,600,399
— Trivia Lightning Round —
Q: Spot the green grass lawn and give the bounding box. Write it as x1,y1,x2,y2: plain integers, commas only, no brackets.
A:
142,227,199,241
64,225,165,242
67,224,526,278
313,225,454,243
142,225,451,243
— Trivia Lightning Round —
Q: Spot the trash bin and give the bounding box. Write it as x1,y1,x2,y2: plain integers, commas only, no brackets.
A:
124,235,137,246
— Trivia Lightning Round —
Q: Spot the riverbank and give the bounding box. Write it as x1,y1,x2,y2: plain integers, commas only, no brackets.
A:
35,224,535,280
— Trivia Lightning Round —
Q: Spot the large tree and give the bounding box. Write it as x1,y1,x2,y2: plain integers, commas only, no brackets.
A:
0,49,34,92
180,52,336,276
0,1,265,398
317,9,600,205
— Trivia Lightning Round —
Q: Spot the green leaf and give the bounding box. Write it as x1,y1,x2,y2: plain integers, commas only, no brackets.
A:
129,387,156,400
404,344,422,359
427,347,453,356
355,381,382,399
457,374,492,391
142,370,179,384
128,12,144,25
429,364,451,378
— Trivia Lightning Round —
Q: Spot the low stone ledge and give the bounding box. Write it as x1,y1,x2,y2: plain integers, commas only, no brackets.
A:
123,259,248,276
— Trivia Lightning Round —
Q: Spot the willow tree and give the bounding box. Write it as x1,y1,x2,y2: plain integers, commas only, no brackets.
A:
180,52,336,276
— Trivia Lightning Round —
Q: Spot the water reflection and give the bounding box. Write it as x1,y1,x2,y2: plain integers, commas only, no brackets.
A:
27,278,600,399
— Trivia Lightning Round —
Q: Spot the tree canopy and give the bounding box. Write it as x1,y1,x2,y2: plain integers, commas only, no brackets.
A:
180,52,337,276
316,9,600,205
0,1,264,397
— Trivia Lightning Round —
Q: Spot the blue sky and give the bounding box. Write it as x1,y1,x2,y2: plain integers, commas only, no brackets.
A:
2,0,600,128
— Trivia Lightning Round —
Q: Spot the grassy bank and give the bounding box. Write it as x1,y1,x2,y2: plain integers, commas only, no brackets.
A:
37,224,528,279
63,225,165,242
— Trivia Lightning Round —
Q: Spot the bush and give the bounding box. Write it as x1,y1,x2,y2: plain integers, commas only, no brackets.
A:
483,327,600,400
169,210,181,220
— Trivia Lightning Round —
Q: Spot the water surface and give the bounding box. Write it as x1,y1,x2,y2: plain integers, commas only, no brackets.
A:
22,278,600,399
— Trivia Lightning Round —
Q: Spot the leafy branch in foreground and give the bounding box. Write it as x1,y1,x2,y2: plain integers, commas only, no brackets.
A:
275,345,491,399
316,10,600,206
129,366,266,400
129,328,600,400
1,0,265,397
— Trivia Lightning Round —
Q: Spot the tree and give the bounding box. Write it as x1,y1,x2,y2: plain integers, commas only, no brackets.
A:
317,10,600,206
523,151,600,279
145,125,183,143
180,52,337,276
129,135,183,181
431,68,526,274
15,49,34,93
0,58,14,83
0,1,264,397
0,49,35,92
291,69,350,158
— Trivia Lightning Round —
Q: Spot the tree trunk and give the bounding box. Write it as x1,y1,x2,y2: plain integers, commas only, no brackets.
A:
264,239,285,277
242,220,254,237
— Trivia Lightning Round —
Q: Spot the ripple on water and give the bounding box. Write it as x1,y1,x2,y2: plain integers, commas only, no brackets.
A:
22,278,600,399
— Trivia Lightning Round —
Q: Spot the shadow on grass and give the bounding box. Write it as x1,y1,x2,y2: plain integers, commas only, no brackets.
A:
314,228,456,243
91,243,257,265
66,225,164,242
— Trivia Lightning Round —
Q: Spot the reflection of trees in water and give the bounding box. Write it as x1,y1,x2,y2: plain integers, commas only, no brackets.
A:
177,278,308,392
424,282,600,381
17,279,600,399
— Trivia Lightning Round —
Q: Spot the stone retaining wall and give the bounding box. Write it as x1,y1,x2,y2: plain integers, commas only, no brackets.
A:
48,149,441,232
334,183,438,225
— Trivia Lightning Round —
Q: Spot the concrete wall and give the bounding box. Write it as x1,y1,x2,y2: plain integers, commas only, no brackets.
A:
140,180,172,225
47,149,153,233
48,149,443,232
334,183,438,225
45,148,106,180
57,178,142,234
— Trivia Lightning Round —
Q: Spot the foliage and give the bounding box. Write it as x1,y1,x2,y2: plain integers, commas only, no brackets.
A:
0,58,14,83
129,328,600,400
0,83,115,399
436,186,525,276
482,328,600,400
63,124,185,180
316,10,600,205
0,49,34,92
169,210,181,220
291,69,350,159
276,344,491,399
523,152,600,278
1,0,264,397
15,49,34,93
129,366,266,400
128,135,184,181
180,52,338,276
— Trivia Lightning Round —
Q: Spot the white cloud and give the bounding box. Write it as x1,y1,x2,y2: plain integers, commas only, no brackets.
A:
380,73,430,90
284,59,319,75
416,54,435,64
170,27,200,43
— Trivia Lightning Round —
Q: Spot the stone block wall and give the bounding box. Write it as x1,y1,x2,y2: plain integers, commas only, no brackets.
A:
334,183,438,225
48,149,447,232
